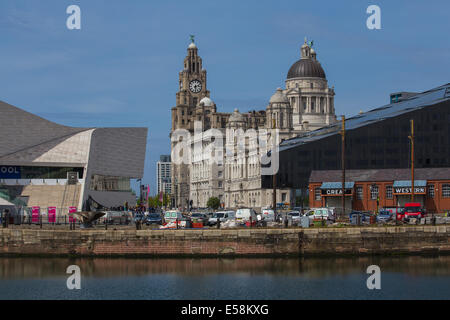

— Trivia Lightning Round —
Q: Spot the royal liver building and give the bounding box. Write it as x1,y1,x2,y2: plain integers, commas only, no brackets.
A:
170,37,336,210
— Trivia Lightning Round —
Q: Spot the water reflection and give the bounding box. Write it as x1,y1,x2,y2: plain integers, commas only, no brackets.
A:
1,255,450,279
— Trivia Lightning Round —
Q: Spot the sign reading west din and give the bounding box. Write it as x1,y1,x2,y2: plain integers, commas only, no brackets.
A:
393,187,426,195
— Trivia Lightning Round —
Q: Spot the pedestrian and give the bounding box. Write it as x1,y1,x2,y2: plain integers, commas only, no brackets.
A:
3,209,10,228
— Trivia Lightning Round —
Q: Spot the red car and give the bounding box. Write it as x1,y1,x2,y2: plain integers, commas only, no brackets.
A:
403,203,425,221
384,207,406,221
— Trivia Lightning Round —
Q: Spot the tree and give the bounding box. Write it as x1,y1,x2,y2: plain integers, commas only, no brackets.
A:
207,197,220,210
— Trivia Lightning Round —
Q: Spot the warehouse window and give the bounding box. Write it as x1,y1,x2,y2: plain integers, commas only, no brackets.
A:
370,185,379,200
315,188,321,201
442,184,450,198
356,186,363,200
386,185,393,199
428,184,435,198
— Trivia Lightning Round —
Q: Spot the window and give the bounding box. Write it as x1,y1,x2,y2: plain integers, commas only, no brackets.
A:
442,184,450,198
218,181,223,188
428,184,435,198
386,185,393,199
356,186,363,200
370,185,379,200
218,171,222,177
315,188,321,201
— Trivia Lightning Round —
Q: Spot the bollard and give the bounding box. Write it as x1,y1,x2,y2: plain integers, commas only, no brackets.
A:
217,219,221,229
105,218,108,230
176,218,179,230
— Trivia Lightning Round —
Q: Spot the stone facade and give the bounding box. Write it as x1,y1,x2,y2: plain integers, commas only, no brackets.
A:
171,38,337,210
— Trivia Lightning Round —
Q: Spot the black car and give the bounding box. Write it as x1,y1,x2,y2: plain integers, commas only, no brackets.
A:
145,213,163,225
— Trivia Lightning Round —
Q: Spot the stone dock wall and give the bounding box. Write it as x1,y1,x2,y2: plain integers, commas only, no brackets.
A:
0,226,449,257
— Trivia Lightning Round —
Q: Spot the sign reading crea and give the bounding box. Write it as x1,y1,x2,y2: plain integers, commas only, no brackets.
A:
321,188,353,196
393,187,426,195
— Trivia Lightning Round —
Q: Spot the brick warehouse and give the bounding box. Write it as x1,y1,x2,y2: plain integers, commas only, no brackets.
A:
308,168,450,213
261,83,450,208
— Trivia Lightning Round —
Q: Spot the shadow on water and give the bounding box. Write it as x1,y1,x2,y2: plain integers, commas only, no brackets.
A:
1,255,450,279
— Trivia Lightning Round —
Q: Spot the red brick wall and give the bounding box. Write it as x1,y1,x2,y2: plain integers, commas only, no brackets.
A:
309,180,450,213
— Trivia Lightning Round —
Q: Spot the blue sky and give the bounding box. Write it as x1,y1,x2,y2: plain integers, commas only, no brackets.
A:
1,0,449,194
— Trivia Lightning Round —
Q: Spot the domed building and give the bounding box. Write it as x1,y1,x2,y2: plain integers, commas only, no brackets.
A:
284,38,337,132
171,37,337,210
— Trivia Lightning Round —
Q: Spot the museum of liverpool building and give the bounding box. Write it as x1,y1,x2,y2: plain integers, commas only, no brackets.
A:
262,82,450,213
0,100,147,215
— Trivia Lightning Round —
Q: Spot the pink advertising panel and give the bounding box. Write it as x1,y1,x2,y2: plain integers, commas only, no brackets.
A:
32,207,40,223
48,207,56,223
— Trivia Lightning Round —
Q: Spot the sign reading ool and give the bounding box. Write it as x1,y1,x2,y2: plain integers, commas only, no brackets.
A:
0,166,21,179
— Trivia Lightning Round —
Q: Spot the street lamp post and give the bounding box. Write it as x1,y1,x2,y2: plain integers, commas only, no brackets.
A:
137,179,142,205
408,119,415,202
340,116,346,218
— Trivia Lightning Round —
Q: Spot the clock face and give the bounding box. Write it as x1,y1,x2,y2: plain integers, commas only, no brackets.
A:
189,80,202,93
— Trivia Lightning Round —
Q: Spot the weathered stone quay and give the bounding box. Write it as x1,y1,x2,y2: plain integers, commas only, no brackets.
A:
0,226,449,257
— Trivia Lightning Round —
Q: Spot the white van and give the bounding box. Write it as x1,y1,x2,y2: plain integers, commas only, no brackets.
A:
208,211,235,226
164,210,183,223
235,208,257,223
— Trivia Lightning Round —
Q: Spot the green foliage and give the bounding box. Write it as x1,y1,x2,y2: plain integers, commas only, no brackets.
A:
147,193,171,208
207,197,220,210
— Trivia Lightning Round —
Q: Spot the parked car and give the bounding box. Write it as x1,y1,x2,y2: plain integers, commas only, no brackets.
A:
261,209,276,222
145,212,163,225
287,211,301,225
306,208,335,222
208,211,234,226
105,211,132,225
376,210,393,222
133,212,146,224
235,208,257,224
190,212,209,225
348,211,373,224
404,203,426,221
384,207,406,221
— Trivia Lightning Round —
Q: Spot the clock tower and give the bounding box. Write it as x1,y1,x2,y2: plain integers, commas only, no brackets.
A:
171,36,211,209
172,36,210,131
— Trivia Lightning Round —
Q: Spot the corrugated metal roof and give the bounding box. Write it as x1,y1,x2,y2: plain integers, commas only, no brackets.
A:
320,182,355,189
280,83,450,152
393,180,427,187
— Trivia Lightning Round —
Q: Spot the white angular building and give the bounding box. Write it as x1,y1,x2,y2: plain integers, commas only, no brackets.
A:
0,100,148,213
